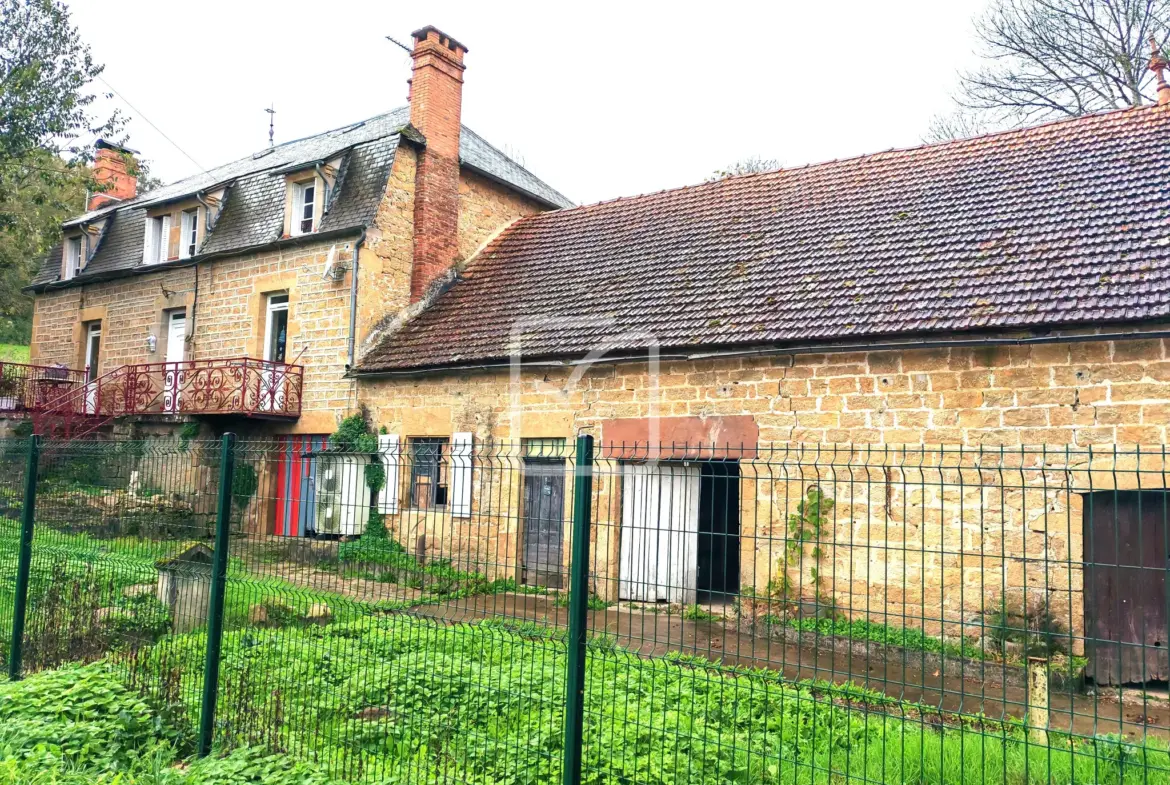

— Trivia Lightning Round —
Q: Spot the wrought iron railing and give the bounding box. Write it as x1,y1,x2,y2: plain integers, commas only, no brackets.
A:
31,357,303,438
0,361,86,414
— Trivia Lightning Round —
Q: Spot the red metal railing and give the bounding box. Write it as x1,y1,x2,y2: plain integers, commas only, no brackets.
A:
32,357,303,438
0,361,87,414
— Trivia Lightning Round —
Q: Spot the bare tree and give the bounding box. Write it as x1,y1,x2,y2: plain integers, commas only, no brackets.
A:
956,0,1170,127
924,108,1000,143
706,155,781,182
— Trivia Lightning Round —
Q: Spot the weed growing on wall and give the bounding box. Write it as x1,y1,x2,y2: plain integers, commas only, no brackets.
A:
767,486,836,616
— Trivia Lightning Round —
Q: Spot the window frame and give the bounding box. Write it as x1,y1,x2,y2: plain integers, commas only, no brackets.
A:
409,437,450,509
179,208,200,259
143,214,171,265
63,236,83,280
290,178,317,237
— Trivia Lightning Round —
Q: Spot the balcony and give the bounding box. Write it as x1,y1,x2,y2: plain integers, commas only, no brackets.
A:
32,357,303,438
0,361,87,414
117,357,303,419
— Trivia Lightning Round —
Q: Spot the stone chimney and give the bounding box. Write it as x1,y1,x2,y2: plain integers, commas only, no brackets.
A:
408,26,467,302
88,139,139,211
1151,37,1170,106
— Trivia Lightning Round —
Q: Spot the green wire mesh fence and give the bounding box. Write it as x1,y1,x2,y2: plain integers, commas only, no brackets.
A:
3,433,1170,783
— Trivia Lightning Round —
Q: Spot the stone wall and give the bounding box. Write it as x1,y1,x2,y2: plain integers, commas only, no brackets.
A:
358,334,1170,641
30,149,551,437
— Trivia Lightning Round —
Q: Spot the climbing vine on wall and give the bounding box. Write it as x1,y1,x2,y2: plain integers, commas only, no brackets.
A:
330,411,385,493
767,485,835,614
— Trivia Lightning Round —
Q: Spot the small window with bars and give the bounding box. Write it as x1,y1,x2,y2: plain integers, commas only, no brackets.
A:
409,437,449,508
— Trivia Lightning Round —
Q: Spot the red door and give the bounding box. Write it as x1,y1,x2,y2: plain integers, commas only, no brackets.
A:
274,435,328,536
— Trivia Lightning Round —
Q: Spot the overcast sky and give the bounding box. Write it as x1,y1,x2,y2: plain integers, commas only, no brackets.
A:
71,0,990,206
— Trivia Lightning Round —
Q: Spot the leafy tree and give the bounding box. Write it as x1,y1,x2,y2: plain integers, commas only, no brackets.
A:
706,155,781,182
0,0,123,342
931,0,1170,140
0,0,122,161
0,150,86,341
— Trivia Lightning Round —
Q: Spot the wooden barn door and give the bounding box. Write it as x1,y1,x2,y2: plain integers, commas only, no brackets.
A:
1084,491,1170,685
522,460,566,589
619,462,700,604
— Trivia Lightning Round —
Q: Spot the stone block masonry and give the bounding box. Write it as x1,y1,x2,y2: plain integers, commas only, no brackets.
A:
359,334,1170,642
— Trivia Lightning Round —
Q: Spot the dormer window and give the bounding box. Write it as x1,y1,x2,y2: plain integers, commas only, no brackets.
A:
179,208,200,259
144,214,171,265
63,236,83,280
291,179,317,236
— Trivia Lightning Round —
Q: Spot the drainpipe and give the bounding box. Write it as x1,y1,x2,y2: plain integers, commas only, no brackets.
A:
314,164,331,205
194,192,214,232
192,192,215,358
346,229,366,369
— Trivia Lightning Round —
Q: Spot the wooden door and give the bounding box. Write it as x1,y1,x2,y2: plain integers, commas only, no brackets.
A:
619,463,700,604
1084,491,1170,685
523,460,565,588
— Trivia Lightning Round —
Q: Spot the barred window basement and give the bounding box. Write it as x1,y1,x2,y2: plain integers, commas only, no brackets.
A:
409,437,449,508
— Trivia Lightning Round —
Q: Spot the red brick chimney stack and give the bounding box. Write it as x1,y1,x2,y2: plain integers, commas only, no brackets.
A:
88,139,139,211
1151,37,1170,106
409,26,467,302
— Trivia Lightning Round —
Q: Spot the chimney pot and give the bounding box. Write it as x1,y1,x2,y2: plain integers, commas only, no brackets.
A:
1149,36,1170,106
88,139,139,211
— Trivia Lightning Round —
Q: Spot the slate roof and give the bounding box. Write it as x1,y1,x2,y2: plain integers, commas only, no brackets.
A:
357,104,1170,372
30,107,571,289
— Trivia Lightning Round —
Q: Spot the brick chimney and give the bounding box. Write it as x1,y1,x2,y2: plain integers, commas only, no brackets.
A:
88,140,139,211
408,26,467,302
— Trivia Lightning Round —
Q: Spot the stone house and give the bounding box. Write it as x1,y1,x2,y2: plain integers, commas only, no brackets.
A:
22,28,1170,681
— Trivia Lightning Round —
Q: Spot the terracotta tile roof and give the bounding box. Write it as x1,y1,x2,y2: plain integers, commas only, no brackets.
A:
357,105,1170,372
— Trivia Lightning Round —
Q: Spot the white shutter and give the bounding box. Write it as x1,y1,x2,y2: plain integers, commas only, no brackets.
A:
450,432,473,518
377,433,400,514
160,215,173,260
143,218,156,264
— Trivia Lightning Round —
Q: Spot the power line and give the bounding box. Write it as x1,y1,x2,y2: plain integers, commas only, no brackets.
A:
96,75,206,173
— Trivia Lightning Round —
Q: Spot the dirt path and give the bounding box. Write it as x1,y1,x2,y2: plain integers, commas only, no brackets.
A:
415,593,1170,741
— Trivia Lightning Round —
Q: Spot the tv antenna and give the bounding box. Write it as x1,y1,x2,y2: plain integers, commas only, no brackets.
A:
264,104,276,148
385,35,413,54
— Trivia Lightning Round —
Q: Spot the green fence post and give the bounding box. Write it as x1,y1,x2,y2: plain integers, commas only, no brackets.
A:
8,435,39,681
561,433,594,785
198,432,236,757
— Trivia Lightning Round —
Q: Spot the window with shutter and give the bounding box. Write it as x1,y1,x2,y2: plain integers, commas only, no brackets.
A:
291,179,317,236
409,438,449,508
179,208,200,259
377,434,401,514
450,432,473,518
63,237,83,280
143,215,171,264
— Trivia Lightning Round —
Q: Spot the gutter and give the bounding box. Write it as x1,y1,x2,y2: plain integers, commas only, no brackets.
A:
345,229,366,368
346,326,1170,379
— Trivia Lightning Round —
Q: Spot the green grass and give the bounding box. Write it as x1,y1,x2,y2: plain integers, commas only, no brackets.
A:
771,613,1089,676
118,614,1170,785
0,664,337,783
681,603,721,622
552,590,612,610
0,345,29,364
